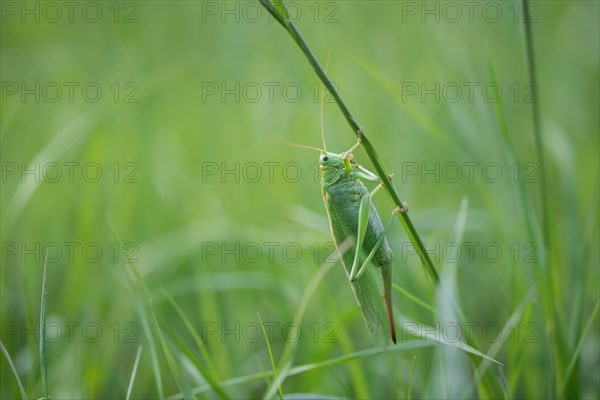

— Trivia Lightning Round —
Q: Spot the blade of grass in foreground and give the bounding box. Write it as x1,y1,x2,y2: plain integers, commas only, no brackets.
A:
258,313,284,400
39,254,49,400
487,46,558,397
149,300,196,400
407,356,417,400
167,322,503,398
433,198,471,399
157,311,229,399
0,340,28,399
428,198,502,398
255,361,278,400
392,284,440,318
398,319,502,367
263,246,342,399
521,4,561,395
126,345,143,400
126,280,164,399
329,317,369,398
168,341,437,398
487,48,542,258
2,112,94,232
281,395,348,400
521,0,549,251
110,223,165,398
559,299,600,396
161,290,227,398
458,287,537,399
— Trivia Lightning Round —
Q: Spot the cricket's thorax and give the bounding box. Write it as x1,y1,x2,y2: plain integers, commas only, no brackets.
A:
320,165,351,191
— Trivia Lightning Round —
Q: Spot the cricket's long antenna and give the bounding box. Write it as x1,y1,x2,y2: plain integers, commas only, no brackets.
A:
320,45,332,150
283,140,321,152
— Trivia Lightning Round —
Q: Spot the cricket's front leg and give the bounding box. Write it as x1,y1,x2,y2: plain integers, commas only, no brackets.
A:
342,126,364,159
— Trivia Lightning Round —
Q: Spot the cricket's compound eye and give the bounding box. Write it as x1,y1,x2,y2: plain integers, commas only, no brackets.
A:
321,155,329,162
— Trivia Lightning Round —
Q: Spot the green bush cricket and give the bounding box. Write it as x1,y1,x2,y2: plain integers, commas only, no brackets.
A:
319,130,404,346
295,83,405,346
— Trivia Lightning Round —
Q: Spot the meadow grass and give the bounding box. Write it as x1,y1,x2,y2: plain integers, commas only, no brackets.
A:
1,1,598,399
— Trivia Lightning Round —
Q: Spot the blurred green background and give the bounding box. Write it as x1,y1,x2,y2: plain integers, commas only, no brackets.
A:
1,1,598,399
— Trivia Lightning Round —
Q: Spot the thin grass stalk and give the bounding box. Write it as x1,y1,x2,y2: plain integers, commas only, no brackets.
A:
39,254,49,400
521,1,562,396
521,0,549,250
1,340,28,399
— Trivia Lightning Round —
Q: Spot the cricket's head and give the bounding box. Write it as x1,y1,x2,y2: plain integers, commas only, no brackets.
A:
318,151,344,169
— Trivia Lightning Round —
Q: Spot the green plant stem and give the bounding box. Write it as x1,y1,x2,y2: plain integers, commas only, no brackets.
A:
39,255,49,400
259,0,439,285
521,0,549,250
522,1,560,396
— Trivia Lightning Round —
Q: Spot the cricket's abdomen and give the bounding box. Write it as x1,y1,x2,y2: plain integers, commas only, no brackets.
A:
324,177,392,267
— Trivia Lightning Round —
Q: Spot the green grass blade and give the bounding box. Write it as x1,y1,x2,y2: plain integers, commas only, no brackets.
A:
273,341,436,377
400,320,502,366
149,301,196,400
282,394,348,400
476,288,536,378
559,299,600,396
332,324,369,398
254,359,274,394
258,312,284,400
488,34,557,398
457,287,537,399
111,224,165,398
126,345,143,400
131,290,164,398
348,51,448,145
39,254,49,400
157,311,229,399
407,356,416,400
521,0,549,250
259,0,286,27
436,198,506,397
0,340,28,399
168,341,437,398
264,360,294,400
171,335,500,399
486,48,541,248
271,0,288,19
162,290,221,380
2,113,93,232
392,284,440,318
263,249,340,399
